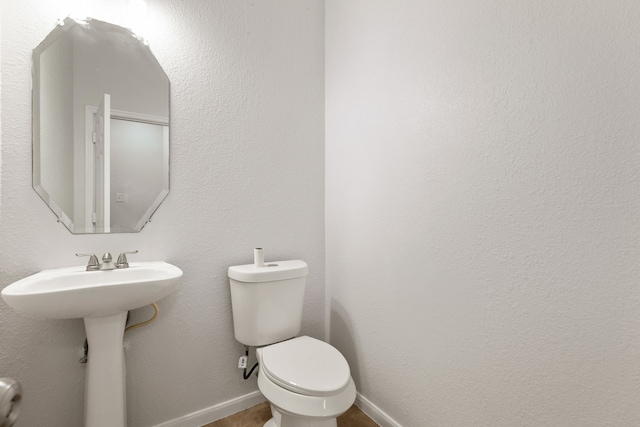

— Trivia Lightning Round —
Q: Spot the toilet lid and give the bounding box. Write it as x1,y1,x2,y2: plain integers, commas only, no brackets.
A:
260,336,351,396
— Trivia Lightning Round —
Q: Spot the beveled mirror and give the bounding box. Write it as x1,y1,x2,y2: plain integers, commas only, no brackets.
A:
33,17,170,233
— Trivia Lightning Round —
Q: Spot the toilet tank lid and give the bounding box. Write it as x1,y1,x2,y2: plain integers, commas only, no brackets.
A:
228,260,308,282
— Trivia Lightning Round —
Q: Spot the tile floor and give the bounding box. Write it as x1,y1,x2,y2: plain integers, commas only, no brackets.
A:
203,402,379,427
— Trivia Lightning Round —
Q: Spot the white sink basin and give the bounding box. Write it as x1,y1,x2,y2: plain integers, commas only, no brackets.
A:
1,261,182,319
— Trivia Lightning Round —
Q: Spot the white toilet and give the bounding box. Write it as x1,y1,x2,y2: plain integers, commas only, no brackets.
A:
229,258,356,427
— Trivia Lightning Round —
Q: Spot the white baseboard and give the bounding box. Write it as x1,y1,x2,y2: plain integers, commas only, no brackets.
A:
355,392,402,427
153,389,399,427
153,390,266,427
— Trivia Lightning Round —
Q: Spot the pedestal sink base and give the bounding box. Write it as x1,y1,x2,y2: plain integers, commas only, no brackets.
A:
84,312,128,427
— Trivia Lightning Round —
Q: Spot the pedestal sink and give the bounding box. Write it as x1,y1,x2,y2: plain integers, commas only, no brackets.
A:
1,261,182,427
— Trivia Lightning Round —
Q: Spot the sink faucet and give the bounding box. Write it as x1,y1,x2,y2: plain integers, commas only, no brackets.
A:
76,251,138,271
99,253,116,270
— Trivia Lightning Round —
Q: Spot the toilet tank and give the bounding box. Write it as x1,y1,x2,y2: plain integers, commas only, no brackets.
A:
228,260,308,347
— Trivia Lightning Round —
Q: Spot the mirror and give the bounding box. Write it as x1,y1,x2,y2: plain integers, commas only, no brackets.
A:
32,17,170,233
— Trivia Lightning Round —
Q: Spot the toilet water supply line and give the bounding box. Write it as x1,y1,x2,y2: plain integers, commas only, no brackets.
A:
80,303,160,363
243,346,260,380
239,248,265,380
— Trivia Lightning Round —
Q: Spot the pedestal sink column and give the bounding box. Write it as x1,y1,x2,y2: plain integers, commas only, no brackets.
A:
84,312,128,427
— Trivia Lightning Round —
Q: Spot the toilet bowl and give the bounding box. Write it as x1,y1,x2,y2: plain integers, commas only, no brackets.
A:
256,336,356,427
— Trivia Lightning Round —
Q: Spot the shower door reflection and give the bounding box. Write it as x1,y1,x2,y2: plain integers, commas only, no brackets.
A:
86,101,169,233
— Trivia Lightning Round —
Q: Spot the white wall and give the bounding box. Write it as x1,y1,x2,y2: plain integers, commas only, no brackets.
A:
326,1,640,426
0,1,324,426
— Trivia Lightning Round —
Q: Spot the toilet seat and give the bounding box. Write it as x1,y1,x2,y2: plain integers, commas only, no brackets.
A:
259,336,351,397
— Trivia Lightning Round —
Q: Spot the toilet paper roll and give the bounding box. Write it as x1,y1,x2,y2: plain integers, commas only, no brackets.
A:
254,248,264,268
0,378,22,427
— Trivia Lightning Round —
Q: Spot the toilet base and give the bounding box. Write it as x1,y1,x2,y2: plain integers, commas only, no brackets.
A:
264,404,337,427
264,417,336,427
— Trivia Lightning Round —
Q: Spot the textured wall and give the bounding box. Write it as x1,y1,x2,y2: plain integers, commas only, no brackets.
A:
0,1,324,426
326,1,640,426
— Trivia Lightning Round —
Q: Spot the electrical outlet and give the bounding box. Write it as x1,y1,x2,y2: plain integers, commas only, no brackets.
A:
116,193,125,203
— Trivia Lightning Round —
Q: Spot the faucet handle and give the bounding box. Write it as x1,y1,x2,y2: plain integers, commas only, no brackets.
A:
76,253,100,271
116,250,138,269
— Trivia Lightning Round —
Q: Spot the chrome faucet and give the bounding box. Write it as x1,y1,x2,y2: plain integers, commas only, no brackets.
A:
99,253,116,270
76,251,138,271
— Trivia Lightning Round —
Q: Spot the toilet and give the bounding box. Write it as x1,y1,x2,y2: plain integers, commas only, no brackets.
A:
229,257,356,427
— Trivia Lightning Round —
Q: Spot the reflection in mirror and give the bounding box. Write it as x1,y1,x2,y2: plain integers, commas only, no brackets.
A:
33,17,170,233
